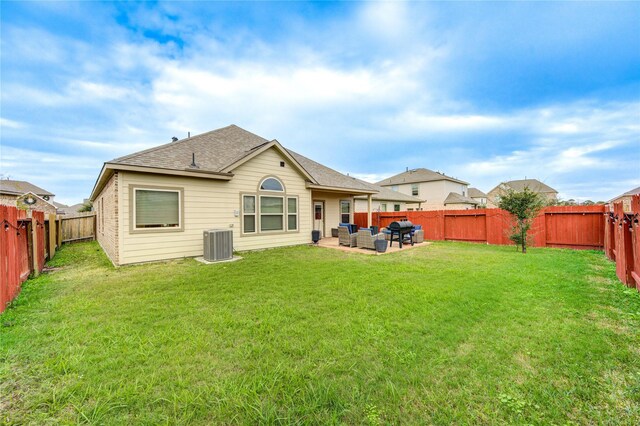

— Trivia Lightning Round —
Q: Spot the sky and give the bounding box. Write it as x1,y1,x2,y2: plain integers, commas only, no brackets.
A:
1,1,639,205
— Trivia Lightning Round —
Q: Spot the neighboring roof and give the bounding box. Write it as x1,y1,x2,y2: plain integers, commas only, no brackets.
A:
491,179,557,194
0,180,54,197
56,203,86,215
376,168,469,186
354,185,424,203
287,150,377,193
444,192,478,205
609,186,640,202
92,124,377,199
468,187,487,198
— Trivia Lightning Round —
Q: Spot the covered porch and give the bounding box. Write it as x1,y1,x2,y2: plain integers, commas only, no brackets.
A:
309,185,377,239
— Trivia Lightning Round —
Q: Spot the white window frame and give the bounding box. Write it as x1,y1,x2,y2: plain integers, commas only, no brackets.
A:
287,196,298,231
131,187,183,232
411,183,419,196
242,195,257,235
259,195,285,233
340,199,351,224
259,177,285,192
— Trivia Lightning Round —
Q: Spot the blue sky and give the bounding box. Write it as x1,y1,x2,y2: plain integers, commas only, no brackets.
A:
1,1,639,205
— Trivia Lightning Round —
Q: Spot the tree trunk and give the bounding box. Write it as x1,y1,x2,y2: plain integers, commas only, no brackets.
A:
521,227,527,253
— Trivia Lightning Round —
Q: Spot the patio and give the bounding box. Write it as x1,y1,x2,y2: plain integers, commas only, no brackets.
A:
315,237,429,255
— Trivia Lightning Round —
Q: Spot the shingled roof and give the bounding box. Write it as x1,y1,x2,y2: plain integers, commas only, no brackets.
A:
468,187,487,198
354,185,424,203
376,168,468,186
287,150,377,192
96,125,376,196
110,125,273,172
444,192,478,205
495,179,557,194
0,180,54,197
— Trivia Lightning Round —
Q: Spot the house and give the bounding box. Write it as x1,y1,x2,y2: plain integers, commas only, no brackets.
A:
376,168,473,210
89,125,378,266
468,187,492,208
354,185,424,212
0,179,57,214
54,200,90,215
609,186,640,213
443,192,479,210
487,179,558,205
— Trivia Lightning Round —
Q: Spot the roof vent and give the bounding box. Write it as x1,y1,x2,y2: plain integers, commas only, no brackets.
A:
190,153,199,168
172,136,178,142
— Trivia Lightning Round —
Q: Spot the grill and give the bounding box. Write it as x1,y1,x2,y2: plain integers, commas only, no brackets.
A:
388,220,414,248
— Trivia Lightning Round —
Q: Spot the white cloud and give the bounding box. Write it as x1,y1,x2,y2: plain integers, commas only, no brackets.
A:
0,117,26,129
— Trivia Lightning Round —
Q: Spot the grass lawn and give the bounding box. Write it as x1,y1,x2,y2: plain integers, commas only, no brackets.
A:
1,241,639,425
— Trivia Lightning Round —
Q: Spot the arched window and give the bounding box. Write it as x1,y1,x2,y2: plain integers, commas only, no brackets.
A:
259,177,284,192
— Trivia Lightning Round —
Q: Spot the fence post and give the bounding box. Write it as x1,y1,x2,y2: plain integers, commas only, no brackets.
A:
614,201,633,286
48,213,56,259
30,215,39,278
630,195,640,291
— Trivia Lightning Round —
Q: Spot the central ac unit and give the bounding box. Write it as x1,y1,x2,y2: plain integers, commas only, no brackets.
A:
203,229,233,262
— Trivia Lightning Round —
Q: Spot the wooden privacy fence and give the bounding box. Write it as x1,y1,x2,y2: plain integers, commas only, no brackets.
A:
0,206,96,313
604,195,640,291
1,205,45,313
354,205,606,250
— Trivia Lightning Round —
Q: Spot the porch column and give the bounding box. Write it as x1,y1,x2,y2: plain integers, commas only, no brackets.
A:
367,194,372,228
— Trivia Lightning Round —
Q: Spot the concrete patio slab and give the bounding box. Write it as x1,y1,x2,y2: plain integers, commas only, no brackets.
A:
314,237,430,255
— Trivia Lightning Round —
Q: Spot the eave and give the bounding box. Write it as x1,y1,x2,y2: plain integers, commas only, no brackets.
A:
90,163,234,201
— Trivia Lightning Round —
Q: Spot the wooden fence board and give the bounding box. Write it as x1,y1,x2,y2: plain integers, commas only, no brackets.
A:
354,205,606,250
60,213,96,242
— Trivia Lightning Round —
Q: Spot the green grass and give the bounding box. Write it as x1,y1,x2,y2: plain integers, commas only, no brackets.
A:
1,241,639,425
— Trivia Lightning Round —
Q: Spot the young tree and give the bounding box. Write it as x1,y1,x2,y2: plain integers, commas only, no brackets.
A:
498,187,545,253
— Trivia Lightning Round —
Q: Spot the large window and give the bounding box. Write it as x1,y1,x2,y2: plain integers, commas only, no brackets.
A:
260,196,284,231
133,188,181,230
411,184,419,196
241,177,298,235
340,200,351,223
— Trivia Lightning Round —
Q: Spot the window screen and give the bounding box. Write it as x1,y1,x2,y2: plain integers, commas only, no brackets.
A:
135,189,180,228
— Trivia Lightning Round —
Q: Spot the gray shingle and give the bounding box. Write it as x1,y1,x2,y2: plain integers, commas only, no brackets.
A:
0,180,54,196
376,168,468,186
444,192,478,205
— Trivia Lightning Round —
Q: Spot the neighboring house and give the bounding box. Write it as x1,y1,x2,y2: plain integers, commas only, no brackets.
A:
376,168,473,210
609,186,640,213
487,179,558,205
0,180,57,214
54,200,90,215
468,187,492,208
89,125,378,266
354,185,424,212
443,192,479,210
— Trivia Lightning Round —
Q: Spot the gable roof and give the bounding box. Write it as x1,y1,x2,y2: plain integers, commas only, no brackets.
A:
0,180,54,197
92,125,377,199
468,187,487,198
376,168,468,186
444,192,478,205
491,179,557,194
609,186,640,202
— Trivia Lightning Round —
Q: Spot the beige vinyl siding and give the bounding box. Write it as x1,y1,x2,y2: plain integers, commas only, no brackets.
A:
118,147,312,265
311,191,354,233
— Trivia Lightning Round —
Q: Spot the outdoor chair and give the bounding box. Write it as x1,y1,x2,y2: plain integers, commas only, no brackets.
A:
412,228,425,243
357,229,386,250
338,226,357,247
412,225,424,243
